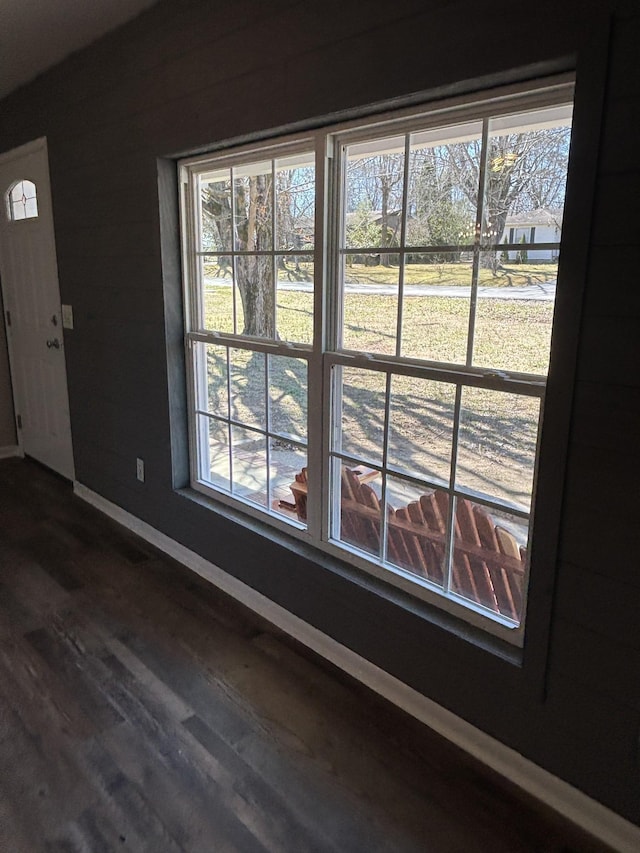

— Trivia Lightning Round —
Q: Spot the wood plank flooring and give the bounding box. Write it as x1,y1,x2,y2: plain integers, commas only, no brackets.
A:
0,458,610,852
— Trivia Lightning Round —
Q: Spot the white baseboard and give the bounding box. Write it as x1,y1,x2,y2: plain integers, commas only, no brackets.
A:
0,444,21,460
74,480,639,853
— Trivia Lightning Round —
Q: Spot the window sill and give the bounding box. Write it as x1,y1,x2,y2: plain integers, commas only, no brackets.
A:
176,485,524,668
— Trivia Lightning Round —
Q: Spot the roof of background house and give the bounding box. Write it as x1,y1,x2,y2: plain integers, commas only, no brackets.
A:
505,208,563,227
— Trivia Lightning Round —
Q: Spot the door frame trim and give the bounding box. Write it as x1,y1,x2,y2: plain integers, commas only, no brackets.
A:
0,136,75,479
0,136,48,166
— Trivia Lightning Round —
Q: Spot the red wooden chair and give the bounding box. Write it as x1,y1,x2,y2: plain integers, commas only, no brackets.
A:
288,466,525,621
339,467,525,621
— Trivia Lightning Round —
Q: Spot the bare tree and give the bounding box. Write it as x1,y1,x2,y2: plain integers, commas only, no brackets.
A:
201,164,313,338
346,153,404,265
406,148,475,259
199,124,570,332
444,126,570,265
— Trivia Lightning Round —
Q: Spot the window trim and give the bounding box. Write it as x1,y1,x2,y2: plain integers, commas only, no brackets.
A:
179,74,575,646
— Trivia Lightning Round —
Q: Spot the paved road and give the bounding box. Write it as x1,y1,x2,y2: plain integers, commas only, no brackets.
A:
205,277,556,301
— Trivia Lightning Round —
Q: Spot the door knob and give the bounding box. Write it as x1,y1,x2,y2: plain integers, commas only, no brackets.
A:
46,338,60,349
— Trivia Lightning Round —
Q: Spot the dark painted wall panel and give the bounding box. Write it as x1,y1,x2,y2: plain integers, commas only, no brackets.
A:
555,561,640,648
606,12,640,98
560,441,640,581
0,0,638,825
583,246,640,318
560,483,640,584
571,382,640,449
577,315,640,385
550,617,640,710
599,94,640,173
545,674,640,761
590,171,640,246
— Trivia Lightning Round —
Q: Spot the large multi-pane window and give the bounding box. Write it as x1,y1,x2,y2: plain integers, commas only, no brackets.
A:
180,80,573,641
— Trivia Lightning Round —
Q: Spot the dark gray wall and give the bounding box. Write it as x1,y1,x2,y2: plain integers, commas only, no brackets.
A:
1,0,638,825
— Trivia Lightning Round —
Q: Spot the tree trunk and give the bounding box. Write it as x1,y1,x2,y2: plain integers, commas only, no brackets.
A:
234,174,275,337
236,255,275,337
480,207,509,271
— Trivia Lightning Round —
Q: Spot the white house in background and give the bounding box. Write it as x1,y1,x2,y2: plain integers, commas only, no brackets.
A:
503,208,563,260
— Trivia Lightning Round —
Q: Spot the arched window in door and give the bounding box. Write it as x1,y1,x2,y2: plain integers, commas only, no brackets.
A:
6,179,38,221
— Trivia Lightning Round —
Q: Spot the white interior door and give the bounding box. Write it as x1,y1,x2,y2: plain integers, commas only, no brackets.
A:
0,138,74,480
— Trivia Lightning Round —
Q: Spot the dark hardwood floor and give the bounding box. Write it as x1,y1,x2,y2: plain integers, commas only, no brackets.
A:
0,457,610,852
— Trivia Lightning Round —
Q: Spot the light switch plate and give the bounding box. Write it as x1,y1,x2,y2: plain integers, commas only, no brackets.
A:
61,304,74,329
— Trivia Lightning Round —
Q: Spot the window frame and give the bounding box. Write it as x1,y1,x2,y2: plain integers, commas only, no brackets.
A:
180,135,321,527
179,75,575,645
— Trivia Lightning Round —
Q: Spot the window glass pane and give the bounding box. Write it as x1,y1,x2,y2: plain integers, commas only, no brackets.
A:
451,497,527,623
456,388,540,510
482,105,572,250
333,366,387,467
200,170,232,251
276,153,315,250
231,426,267,506
270,441,308,525
276,256,314,344
200,415,230,491
268,355,307,442
229,348,265,429
201,255,233,333
472,252,556,374
337,463,382,557
234,162,273,251
10,202,26,221
387,375,455,484
406,121,481,248
234,255,275,339
400,253,471,364
342,257,398,355
205,344,229,417
344,136,405,250
9,181,27,220
15,179,36,203
385,477,448,587
24,196,38,218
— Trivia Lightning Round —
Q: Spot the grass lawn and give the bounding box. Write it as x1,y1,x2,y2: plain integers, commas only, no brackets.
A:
341,293,553,375
202,281,548,511
344,260,557,288
204,283,554,375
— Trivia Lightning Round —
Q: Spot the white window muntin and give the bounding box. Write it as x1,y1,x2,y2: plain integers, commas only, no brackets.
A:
180,80,572,643
321,349,541,625
181,136,317,340
190,342,310,521
330,96,571,366
181,136,319,535
328,93,572,361
322,91,566,636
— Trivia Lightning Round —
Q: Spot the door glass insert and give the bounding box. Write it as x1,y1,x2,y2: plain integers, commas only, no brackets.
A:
7,180,38,221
